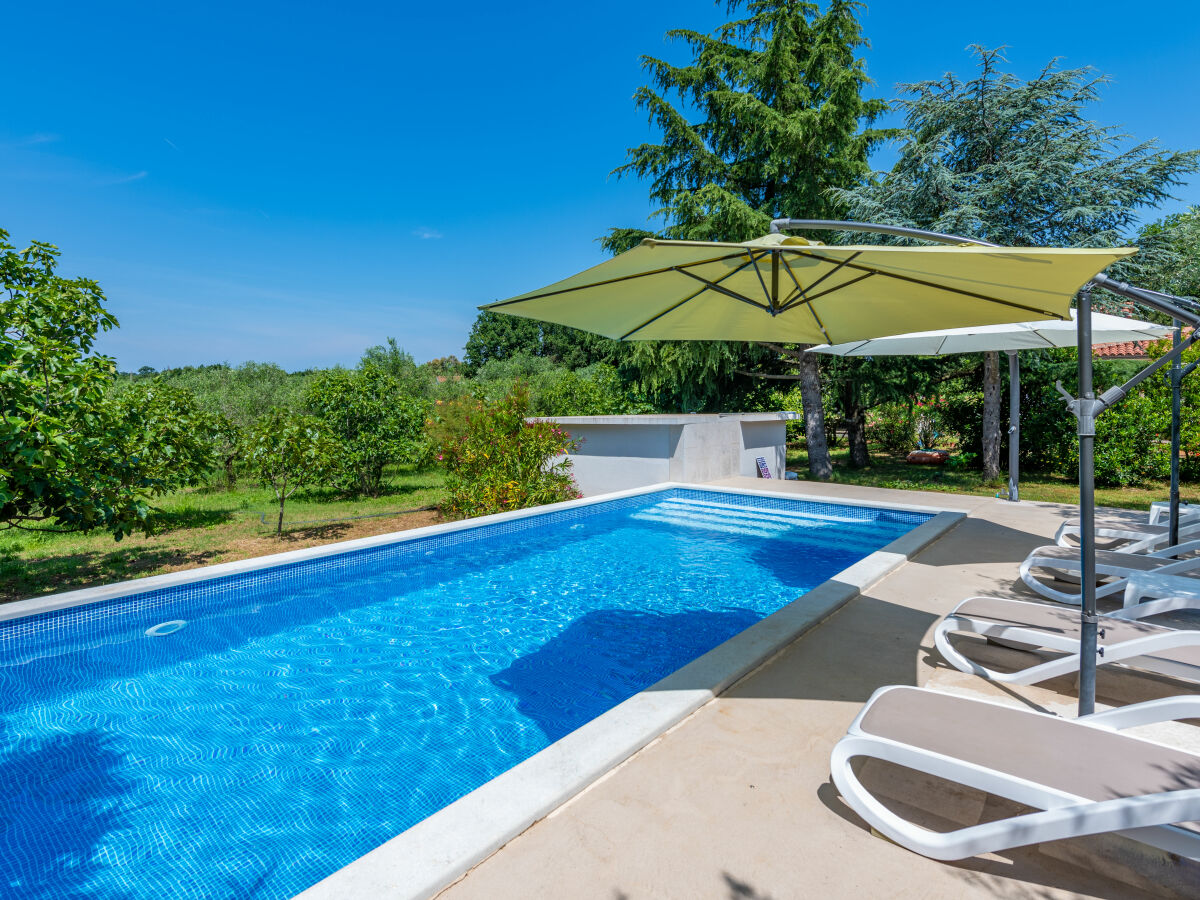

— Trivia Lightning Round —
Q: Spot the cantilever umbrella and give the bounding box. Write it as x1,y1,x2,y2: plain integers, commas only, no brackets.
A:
483,234,1131,344
485,225,1151,717
809,310,1171,501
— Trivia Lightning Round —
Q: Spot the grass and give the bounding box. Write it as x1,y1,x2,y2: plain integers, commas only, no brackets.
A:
786,445,1200,510
0,465,446,604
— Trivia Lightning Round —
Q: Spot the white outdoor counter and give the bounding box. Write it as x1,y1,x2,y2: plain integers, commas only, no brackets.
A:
530,412,797,497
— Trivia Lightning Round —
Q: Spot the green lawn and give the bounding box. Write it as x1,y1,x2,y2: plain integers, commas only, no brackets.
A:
0,466,446,603
786,446,1200,510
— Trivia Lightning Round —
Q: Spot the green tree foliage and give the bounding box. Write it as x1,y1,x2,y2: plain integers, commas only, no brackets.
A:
463,312,622,373
113,380,224,491
605,0,886,245
359,337,430,398
834,46,1200,478
604,0,888,465
129,361,312,431
0,231,174,537
305,363,426,496
1136,207,1200,302
429,383,581,520
471,354,648,416
243,410,340,534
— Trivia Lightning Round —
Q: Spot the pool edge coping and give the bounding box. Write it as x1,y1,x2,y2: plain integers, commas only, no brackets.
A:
292,492,965,900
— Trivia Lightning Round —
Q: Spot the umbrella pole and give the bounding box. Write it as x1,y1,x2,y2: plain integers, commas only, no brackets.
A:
1007,350,1020,502
1076,286,1099,716
1170,321,1182,546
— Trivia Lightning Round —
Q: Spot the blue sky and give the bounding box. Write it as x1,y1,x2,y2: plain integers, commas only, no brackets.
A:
4,1,1198,371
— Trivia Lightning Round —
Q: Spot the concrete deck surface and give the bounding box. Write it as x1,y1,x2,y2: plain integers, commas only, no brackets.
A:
435,479,1198,900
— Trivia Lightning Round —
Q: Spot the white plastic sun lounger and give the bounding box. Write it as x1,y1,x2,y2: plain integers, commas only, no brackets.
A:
1119,572,1200,617
1019,541,1200,605
831,686,1200,862
1055,517,1200,553
1150,501,1199,526
933,596,1200,685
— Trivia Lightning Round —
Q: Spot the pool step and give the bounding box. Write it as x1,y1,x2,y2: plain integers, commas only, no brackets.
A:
630,498,888,541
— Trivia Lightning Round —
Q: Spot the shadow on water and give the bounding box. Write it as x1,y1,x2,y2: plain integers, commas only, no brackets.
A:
490,608,761,743
0,730,133,899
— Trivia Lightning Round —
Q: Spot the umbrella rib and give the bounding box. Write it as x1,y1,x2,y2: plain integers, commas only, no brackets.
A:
482,250,750,309
786,271,876,310
780,248,1066,319
748,253,775,314
777,252,863,312
777,255,806,308
618,254,763,340
675,264,773,313
776,254,833,341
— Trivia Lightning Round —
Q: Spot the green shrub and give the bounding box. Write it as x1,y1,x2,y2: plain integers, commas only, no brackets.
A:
432,383,581,520
113,380,223,492
868,403,917,454
305,363,427,496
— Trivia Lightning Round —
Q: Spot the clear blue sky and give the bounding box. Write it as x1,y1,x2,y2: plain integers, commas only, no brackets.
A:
4,1,1198,371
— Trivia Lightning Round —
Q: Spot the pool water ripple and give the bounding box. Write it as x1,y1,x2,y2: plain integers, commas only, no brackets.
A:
0,489,927,899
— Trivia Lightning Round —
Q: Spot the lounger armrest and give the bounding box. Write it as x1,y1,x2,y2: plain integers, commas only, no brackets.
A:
1120,572,1200,610
1082,696,1200,730
1148,537,1200,559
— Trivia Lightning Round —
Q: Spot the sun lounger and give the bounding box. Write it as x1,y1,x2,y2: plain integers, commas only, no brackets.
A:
1118,572,1200,619
1055,518,1200,553
830,685,1200,861
933,596,1200,685
1150,501,1199,526
1019,541,1200,605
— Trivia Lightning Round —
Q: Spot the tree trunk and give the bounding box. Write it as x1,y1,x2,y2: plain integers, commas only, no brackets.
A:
843,383,870,468
796,348,832,480
982,350,1002,481
276,477,287,535
847,411,870,468
224,455,237,489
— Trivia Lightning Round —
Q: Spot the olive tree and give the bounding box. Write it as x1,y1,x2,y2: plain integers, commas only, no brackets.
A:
243,411,339,534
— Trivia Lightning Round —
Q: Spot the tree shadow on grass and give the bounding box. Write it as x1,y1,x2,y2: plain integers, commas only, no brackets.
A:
147,506,235,533
276,522,356,543
1,547,223,603
0,730,135,899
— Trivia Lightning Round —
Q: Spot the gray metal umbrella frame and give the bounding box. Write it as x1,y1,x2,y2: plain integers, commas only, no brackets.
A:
771,219,1200,716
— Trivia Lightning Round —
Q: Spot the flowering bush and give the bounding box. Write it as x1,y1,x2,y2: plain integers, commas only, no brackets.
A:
429,383,582,519
867,404,917,454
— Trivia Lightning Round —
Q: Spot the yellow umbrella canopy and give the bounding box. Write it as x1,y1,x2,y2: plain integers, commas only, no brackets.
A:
482,233,1133,344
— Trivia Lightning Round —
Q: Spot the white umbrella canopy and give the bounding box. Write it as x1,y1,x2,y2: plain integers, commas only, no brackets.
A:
808,310,1172,502
807,310,1170,357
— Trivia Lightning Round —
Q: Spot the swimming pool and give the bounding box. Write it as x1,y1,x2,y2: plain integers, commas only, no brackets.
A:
0,488,931,899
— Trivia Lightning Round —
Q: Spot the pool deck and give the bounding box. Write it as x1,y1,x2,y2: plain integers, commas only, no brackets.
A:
434,479,1199,900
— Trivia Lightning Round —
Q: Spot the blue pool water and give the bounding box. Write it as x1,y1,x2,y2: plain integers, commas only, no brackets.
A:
0,489,928,899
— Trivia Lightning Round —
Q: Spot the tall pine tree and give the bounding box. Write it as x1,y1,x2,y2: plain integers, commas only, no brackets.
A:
605,0,888,477
834,47,1199,480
